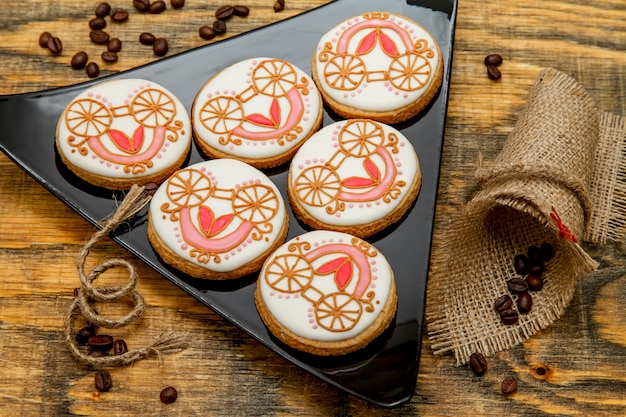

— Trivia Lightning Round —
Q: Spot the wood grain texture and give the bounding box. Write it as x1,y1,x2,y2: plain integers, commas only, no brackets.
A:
2,0,626,415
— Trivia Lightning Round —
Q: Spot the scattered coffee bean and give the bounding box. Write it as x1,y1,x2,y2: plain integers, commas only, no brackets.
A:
501,376,518,394
88,349,107,357
274,0,285,12
517,291,533,314
95,370,113,392
39,31,52,48
150,0,166,14
101,51,118,63
487,65,501,81
88,334,114,350
500,308,519,325
469,352,488,376
89,17,107,30
139,32,156,45
86,62,100,78
233,5,250,17
539,242,553,262
153,38,169,56
113,339,128,355
199,25,216,40
160,386,178,404
109,7,129,22
143,182,159,196
215,5,235,20
513,254,529,275
71,51,89,69
133,0,151,12
528,263,544,276
47,36,63,55
484,54,503,67
75,324,95,343
90,29,110,44
213,19,227,34
171,0,185,8
506,278,528,293
494,294,513,313
107,38,122,52
95,2,112,18
525,274,544,291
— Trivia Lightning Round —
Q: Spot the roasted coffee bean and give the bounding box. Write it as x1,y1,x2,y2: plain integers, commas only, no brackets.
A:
527,245,541,264
95,370,113,392
153,38,169,56
70,51,88,69
274,0,285,12
107,38,122,52
75,324,95,344
89,17,107,30
525,274,544,291
113,339,128,355
160,386,178,404
513,254,529,275
171,0,185,8
517,291,533,314
86,62,100,78
215,5,234,20
90,30,110,44
501,376,518,394
39,31,52,48
469,352,488,376
500,308,519,325
199,25,216,40
528,263,544,276
109,8,129,22
133,0,150,12
88,349,107,357
150,0,166,14
506,278,528,293
142,182,159,196
47,36,63,55
95,2,111,17
233,5,250,17
539,242,553,262
484,54,503,67
213,19,227,34
101,51,118,63
139,32,156,45
494,294,513,313
88,334,114,350
487,65,501,81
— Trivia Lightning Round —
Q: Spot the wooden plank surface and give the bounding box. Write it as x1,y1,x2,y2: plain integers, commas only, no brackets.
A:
1,0,626,415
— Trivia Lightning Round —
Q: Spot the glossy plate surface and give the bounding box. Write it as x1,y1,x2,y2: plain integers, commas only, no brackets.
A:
0,0,457,407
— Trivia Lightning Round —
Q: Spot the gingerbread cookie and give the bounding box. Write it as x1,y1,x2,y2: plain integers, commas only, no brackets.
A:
287,119,421,238
56,78,191,189
191,57,324,168
311,12,443,124
255,230,397,356
148,159,288,280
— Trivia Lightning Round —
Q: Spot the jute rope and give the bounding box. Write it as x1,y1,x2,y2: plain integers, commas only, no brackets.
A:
64,184,188,368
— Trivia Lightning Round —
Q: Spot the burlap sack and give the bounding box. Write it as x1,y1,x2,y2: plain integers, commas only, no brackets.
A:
426,68,626,365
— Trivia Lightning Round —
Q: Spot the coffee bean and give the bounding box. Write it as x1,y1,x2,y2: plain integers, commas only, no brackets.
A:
113,339,128,355
95,370,113,392
528,263,544,276
160,386,178,404
215,5,234,20
86,62,100,78
150,0,166,14
233,5,250,17
274,0,285,12
513,254,529,275
107,38,122,52
469,352,488,376
90,30,110,44
139,32,156,45
47,36,63,55
89,17,107,30
133,0,150,12
171,0,185,8
75,324,95,344
39,31,52,48
501,376,518,394
101,51,118,63
213,19,227,34
525,274,544,291
88,334,114,350
487,65,501,81
517,291,533,314
143,182,159,196
109,8,129,22
199,25,216,40
527,245,541,264
153,38,169,56
95,2,111,18
500,308,519,325
494,294,513,313
539,242,553,262
88,349,107,357
506,278,528,293
70,51,88,69
484,54,503,67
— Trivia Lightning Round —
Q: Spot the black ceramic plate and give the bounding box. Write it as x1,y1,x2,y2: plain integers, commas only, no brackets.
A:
0,0,457,407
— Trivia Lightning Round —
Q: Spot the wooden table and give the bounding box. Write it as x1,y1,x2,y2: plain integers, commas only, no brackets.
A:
2,0,626,415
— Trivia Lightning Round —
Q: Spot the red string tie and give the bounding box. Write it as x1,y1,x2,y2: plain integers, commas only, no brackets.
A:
550,206,578,243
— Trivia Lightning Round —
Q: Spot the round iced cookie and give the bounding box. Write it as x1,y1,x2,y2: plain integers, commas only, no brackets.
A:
191,57,324,168
287,119,421,238
148,159,288,280
255,230,397,356
311,11,443,124
56,78,191,190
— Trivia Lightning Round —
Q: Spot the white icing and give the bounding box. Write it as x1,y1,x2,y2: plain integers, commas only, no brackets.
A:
313,12,441,112
258,230,393,342
288,119,419,227
149,159,287,273
192,57,322,160
56,78,191,180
